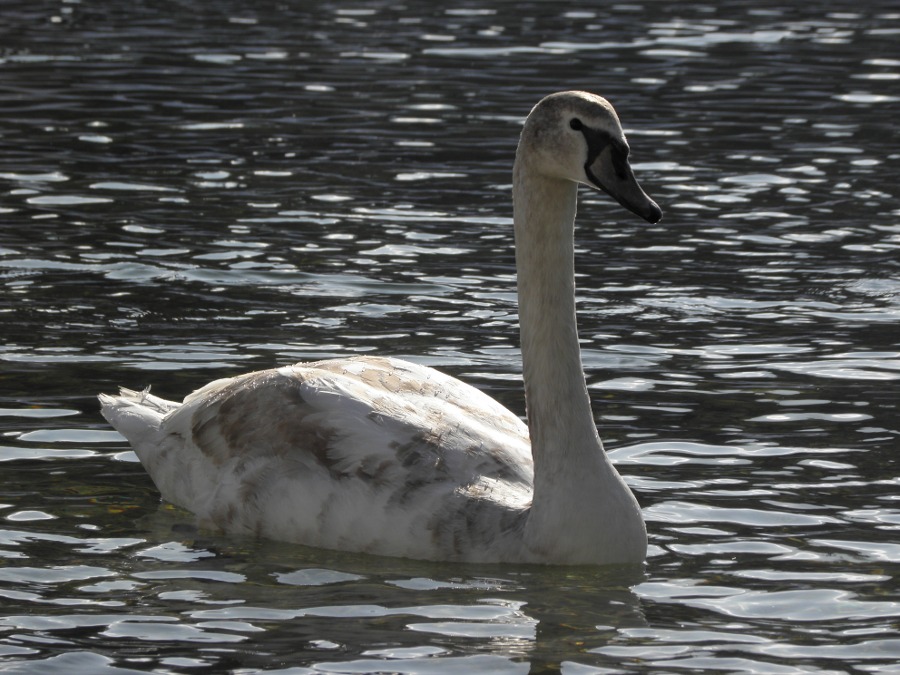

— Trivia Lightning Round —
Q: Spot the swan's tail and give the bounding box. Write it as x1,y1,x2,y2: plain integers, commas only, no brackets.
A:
99,387,206,512
98,387,179,443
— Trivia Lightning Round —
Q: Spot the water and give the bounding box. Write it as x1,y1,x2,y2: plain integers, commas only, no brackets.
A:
1,0,899,672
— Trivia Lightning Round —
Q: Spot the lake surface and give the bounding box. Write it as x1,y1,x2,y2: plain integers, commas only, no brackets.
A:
2,0,899,672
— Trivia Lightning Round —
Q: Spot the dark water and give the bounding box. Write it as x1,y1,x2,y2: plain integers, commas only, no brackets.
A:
2,1,899,672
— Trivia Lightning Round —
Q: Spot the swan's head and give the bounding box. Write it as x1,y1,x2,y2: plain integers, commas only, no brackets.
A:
517,91,662,224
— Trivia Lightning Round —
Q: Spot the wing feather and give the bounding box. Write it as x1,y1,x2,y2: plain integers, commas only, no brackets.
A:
102,355,534,560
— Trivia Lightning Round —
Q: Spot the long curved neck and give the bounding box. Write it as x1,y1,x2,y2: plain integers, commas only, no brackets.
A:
512,164,606,485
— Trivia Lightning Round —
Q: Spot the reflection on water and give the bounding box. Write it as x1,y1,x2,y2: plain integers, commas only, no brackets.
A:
2,0,899,672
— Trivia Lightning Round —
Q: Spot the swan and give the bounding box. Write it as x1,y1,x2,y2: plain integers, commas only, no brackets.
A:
99,91,662,565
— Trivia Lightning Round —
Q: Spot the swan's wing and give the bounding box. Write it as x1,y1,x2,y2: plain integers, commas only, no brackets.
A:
179,355,533,485
290,355,533,481
103,356,533,559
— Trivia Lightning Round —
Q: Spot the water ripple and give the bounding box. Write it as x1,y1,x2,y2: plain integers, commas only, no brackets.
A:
1,1,899,672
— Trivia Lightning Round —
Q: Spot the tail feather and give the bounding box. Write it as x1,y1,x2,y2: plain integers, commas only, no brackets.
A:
98,387,180,444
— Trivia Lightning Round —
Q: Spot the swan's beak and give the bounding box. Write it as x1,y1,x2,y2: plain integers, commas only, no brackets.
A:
586,145,663,224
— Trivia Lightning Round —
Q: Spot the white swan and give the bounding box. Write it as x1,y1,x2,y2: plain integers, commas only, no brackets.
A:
100,91,662,565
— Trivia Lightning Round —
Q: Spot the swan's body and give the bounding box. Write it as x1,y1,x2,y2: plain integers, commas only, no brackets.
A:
100,91,662,565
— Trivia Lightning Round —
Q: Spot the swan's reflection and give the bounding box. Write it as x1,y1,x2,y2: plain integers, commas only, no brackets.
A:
134,518,647,672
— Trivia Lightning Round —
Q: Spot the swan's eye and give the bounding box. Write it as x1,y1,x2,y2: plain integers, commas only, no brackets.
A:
569,118,583,131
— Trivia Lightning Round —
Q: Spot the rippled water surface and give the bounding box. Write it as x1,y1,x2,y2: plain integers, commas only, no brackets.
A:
2,1,899,672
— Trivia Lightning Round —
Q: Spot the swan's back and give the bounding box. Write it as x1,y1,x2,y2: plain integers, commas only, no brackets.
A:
100,356,534,562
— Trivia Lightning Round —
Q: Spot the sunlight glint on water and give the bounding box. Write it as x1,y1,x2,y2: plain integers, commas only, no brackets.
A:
1,1,899,672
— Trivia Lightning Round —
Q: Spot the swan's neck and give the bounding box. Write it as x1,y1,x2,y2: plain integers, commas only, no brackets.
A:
512,162,644,563
513,169,601,472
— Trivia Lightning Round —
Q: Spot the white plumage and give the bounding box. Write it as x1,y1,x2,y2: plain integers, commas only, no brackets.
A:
100,91,662,565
